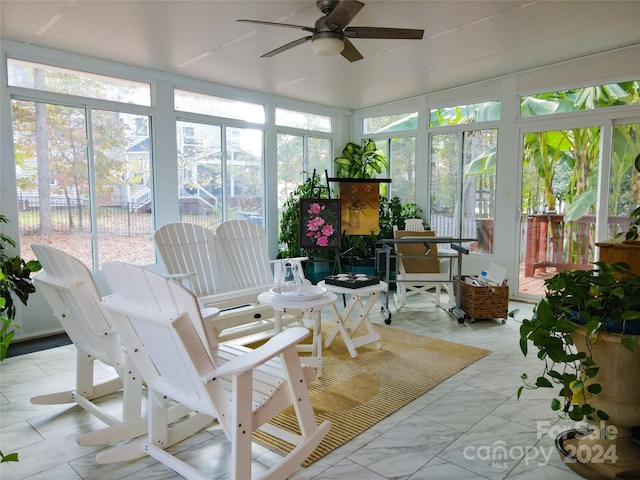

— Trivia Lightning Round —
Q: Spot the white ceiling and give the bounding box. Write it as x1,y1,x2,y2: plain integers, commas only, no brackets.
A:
1,1,639,110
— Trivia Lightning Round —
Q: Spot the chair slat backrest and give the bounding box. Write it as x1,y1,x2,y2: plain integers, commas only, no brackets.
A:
393,230,440,274
154,222,235,298
31,244,122,367
215,219,274,290
101,261,220,415
404,218,426,231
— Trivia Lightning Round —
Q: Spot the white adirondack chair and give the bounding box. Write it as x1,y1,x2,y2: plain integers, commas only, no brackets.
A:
214,219,308,292
154,221,305,342
30,244,207,453
100,261,330,479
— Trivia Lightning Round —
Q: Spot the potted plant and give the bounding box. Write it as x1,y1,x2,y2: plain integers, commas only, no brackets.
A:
334,139,388,179
278,178,334,283
378,195,423,240
1,214,41,463
515,261,640,479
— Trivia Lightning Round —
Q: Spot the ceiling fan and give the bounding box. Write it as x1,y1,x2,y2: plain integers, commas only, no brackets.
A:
238,0,424,62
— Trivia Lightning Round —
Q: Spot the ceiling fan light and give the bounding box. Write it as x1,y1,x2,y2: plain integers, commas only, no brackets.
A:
311,37,344,56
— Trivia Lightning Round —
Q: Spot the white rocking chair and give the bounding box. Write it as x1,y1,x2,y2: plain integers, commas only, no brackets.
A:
30,243,142,445
29,244,196,450
100,261,330,480
31,244,202,452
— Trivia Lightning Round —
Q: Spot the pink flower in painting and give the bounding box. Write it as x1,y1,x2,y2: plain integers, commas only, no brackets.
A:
306,216,325,232
302,200,338,249
308,203,323,215
321,224,334,237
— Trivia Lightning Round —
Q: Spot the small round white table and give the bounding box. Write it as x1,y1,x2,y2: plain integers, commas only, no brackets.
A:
317,280,388,358
257,289,337,377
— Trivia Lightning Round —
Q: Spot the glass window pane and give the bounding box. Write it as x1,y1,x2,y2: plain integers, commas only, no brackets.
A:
363,113,418,134
225,127,263,224
7,58,151,106
177,121,223,229
389,137,416,203
277,134,304,213
608,123,640,239
13,100,92,264
429,101,501,127
175,89,265,123
519,127,600,295
429,130,495,252
93,111,154,269
308,137,332,179
463,129,497,254
430,133,460,237
520,81,639,117
276,108,331,132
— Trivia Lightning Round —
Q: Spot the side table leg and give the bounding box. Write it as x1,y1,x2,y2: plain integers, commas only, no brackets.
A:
312,309,323,377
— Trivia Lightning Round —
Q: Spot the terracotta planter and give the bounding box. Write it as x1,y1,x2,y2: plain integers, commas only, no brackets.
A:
556,327,640,479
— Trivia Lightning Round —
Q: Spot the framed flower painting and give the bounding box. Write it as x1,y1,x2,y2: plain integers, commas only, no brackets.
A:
339,181,380,235
299,198,341,250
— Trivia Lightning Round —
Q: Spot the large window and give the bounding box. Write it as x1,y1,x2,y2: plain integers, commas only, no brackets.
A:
12,100,153,270
276,108,334,223
361,112,418,204
429,129,497,253
177,120,264,228
427,102,500,252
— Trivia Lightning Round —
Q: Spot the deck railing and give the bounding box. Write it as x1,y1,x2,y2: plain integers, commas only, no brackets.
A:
523,213,629,276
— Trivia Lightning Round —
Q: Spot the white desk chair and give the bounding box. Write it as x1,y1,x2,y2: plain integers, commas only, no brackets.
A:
393,230,450,309
404,218,426,231
100,261,330,479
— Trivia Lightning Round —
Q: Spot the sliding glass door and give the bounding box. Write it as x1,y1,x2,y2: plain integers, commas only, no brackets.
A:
517,121,640,296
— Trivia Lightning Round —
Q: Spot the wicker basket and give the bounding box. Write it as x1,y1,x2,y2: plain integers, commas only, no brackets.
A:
454,276,508,321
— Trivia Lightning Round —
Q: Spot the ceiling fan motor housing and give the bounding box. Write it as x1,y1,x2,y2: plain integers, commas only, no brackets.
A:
317,1,341,15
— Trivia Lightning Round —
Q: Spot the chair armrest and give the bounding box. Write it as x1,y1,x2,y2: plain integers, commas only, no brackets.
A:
204,327,309,380
201,307,220,321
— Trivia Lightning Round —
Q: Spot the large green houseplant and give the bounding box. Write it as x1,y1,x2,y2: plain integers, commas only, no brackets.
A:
334,139,388,179
516,261,640,479
0,214,41,463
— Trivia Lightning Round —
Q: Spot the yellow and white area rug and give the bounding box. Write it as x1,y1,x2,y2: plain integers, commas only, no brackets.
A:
252,323,491,466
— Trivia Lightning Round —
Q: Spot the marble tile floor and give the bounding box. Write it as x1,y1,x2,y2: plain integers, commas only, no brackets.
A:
0,294,585,480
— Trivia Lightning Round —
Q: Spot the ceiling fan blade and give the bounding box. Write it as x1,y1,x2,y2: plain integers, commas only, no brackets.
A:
344,26,424,40
261,36,312,58
341,38,364,62
237,19,315,34
323,0,364,31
